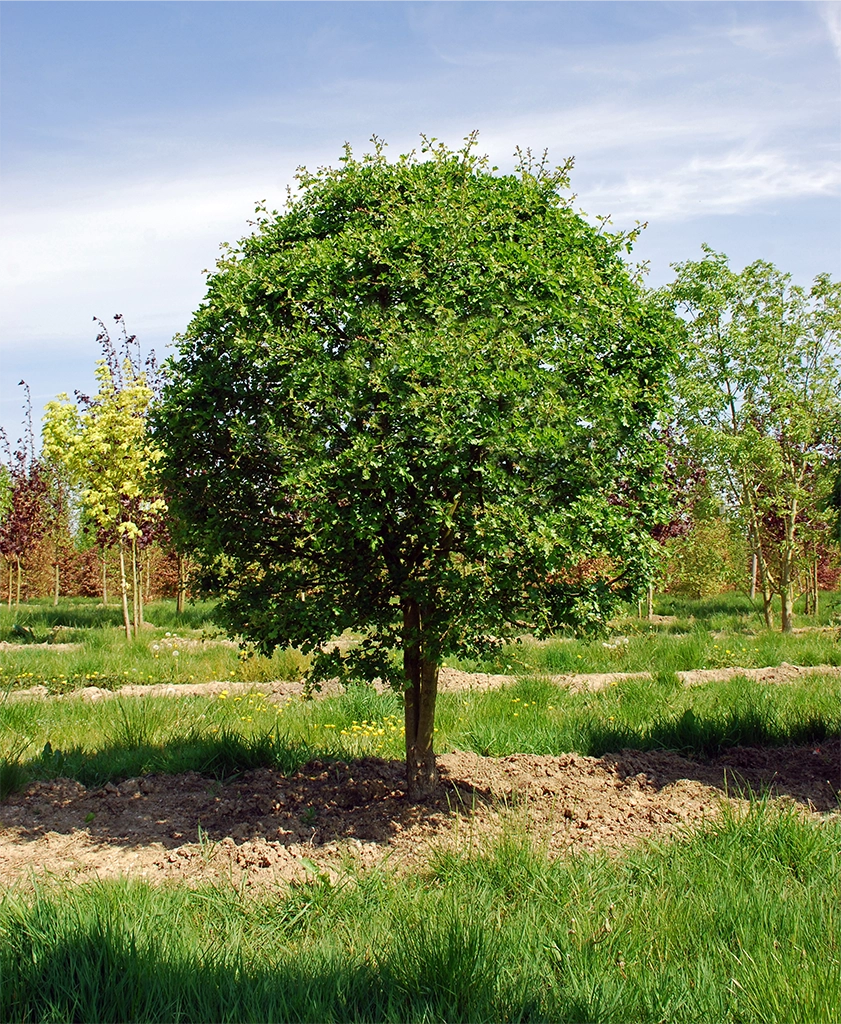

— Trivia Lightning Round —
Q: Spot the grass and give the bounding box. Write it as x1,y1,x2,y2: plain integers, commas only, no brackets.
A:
1,670,838,796
0,803,838,1023
0,598,310,692
2,593,841,695
1,593,839,1021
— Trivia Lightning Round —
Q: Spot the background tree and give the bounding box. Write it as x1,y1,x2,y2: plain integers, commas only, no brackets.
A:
0,384,49,609
42,317,166,638
154,136,677,799
670,249,841,630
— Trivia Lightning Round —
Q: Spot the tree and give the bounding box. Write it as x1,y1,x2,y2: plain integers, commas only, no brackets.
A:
42,317,166,639
0,384,49,609
153,137,677,799
670,248,841,630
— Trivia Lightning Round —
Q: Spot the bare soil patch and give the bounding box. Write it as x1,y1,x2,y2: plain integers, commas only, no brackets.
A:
1,739,837,890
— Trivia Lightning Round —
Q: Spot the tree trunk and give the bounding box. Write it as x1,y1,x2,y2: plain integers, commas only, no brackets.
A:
102,549,108,605
118,540,132,641
779,507,797,634
753,538,775,629
750,552,757,601
7,561,12,610
780,586,793,633
14,556,22,609
53,561,60,606
144,548,152,604
131,537,141,637
402,597,440,802
176,554,186,614
647,584,654,620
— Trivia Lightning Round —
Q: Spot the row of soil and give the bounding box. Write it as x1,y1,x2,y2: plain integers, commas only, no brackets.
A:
1,736,837,890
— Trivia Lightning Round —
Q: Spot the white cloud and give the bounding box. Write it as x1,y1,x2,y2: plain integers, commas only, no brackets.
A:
0,163,303,346
580,146,841,223
818,0,841,62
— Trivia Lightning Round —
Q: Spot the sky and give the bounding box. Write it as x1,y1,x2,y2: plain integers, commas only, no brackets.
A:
1,0,840,445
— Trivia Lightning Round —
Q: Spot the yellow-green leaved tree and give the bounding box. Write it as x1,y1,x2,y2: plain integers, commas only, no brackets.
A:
43,318,166,639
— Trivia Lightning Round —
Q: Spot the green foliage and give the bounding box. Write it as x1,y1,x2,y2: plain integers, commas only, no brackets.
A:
154,135,678,683
670,249,841,628
663,507,746,598
42,361,164,546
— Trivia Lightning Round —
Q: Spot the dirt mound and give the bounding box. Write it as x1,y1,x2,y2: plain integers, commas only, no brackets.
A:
1,739,836,890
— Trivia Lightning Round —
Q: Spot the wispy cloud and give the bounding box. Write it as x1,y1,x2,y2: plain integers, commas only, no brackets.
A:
818,0,841,62
582,146,841,222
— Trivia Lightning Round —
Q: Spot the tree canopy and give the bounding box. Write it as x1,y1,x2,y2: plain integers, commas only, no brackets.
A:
42,318,166,639
154,136,677,797
670,248,841,630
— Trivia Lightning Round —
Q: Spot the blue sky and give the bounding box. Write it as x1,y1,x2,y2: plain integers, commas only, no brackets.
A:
1,0,839,444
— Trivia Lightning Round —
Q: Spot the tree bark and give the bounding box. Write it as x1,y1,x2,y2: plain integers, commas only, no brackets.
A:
102,549,108,605
779,505,797,633
118,540,132,641
14,556,22,609
402,597,440,802
131,537,141,636
176,554,186,614
53,561,60,606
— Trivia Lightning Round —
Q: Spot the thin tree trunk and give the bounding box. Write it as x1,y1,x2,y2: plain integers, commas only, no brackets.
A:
118,540,132,641
402,597,440,801
176,554,186,614
102,549,108,605
7,561,12,610
53,561,60,606
131,537,140,637
647,584,654,620
136,543,145,627
750,552,757,601
779,507,797,633
761,584,775,630
14,556,22,609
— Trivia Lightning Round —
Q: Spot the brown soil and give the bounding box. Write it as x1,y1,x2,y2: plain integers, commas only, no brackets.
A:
1,738,837,891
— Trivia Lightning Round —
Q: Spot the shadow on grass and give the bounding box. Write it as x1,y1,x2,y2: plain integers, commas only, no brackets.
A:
582,705,838,761
0,923,545,1024
19,727,320,791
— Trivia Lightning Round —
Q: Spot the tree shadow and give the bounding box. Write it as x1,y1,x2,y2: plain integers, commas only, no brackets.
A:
1,738,491,856
0,920,545,1024
602,733,840,812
